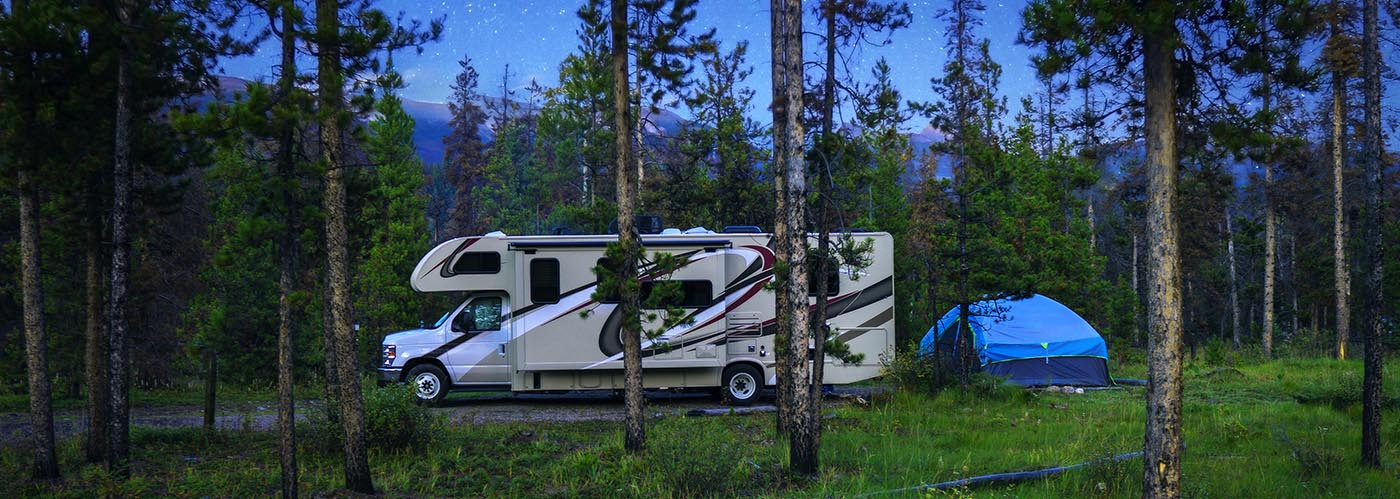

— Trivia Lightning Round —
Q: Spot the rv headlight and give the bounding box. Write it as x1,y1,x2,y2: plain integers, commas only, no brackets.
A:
381,345,396,367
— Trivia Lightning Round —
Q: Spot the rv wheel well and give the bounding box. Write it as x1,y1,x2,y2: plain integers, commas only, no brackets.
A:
726,361,768,387
400,358,448,382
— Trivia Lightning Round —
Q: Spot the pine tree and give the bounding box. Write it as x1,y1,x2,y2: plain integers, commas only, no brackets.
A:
356,93,439,366
678,41,768,229
1021,1,1226,496
442,55,489,237
1223,0,1323,357
1358,0,1384,469
1323,0,1358,359
310,0,438,490
271,3,303,495
0,0,66,481
537,7,616,230
806,3,909,470
911,0,1006,386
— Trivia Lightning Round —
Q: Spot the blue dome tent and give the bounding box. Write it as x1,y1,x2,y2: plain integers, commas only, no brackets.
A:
917,294,1112,386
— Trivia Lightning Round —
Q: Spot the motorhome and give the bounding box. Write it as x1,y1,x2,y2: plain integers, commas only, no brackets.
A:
378,228,895,405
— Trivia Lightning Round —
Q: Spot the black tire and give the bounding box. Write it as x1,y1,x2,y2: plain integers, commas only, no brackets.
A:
406,364,450,406
721,364,763,406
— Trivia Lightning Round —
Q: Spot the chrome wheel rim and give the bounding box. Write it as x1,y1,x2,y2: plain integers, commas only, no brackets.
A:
414,372,441,399
728,372,756,400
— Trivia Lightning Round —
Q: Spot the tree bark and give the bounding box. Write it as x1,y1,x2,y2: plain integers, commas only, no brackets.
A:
770,0,792,437
19,168,59,481
276,3,299,496
14,0,62,480
1291,237,1299,338
802,0,839,471
771,0,814,475
1227,213,1240,349
318,0,373,490
610,0,647,453
1142,10,1183,498
107,0,135,479
1330,10,1350,359
84,185,108,464
203,350,216,432
322,272,340,424
1359,0,1383,469
1261,14,1276,357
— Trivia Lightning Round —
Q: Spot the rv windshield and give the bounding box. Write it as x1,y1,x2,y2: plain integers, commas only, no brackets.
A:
431,310,452,328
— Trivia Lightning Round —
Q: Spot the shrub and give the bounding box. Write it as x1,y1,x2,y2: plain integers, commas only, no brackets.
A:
882,348,1023,401
882,348,954,395
305,382,442,453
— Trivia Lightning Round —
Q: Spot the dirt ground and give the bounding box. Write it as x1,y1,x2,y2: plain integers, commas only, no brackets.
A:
0,387,877,447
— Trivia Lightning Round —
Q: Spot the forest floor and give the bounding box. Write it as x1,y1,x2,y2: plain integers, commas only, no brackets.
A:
0,388,875,445
2,357,1398,498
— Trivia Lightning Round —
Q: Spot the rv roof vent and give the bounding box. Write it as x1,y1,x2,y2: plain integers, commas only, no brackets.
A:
660,228,682,235
722,225,762,234
484,230,508,237
683,226,713,234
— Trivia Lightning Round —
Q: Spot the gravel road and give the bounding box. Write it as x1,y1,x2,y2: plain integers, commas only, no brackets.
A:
0,387,879,447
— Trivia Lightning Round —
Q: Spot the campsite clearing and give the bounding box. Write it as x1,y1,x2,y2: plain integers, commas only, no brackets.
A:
2,358,1397,498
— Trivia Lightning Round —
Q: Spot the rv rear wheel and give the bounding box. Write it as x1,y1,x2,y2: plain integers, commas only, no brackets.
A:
721,364,762,406
407,364,450,406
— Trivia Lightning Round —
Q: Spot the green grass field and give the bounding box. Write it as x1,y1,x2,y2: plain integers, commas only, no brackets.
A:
3,357,1398,498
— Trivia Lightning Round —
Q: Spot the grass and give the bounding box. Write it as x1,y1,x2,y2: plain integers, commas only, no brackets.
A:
3,357,1399,498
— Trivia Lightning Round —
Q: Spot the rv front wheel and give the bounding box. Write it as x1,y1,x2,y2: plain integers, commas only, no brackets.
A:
721,364,762,406
407,364,449,405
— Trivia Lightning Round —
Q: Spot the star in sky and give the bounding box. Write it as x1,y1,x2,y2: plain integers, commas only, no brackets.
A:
221,0,1042,131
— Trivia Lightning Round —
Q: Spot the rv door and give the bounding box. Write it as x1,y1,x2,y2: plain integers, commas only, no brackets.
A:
445,295,511,386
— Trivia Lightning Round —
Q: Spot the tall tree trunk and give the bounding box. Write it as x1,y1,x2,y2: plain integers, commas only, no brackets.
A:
203,350,216,431
1133,228,1141,345
84,186,108,464
1227,213,1241,349
322,273,340,424
770,0,792,436
1289,235,1298,337
11,0,58,480
800,0,839,474
317,0,373,490
1359,0,1383,469
1142,11,1183,498
1087,201,1096,249
19,168,59,481
107,0,135,478
1261,15,1277,358
610,0,646,453
1330,10,1351,358
771,0,814,475
276,4,299,496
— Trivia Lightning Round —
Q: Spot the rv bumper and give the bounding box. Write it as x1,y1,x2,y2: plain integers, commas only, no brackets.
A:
376,367,403,386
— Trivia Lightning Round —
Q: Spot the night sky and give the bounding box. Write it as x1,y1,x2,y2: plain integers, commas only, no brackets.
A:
220,0,1039,130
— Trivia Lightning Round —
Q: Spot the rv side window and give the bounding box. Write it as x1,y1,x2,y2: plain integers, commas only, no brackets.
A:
451,252,501,274
640,280,713,308
807,256,839,297
530,258,561,304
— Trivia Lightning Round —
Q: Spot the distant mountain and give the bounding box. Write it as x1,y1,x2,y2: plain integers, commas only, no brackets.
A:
209,76,1274,187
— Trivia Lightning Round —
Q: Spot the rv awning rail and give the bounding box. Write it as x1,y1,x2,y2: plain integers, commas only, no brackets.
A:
508,239,734,250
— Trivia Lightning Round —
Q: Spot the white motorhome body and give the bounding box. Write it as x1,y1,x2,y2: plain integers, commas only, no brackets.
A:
378,231,895,403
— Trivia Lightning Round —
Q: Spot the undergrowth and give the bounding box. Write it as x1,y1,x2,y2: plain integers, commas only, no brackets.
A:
2,358,1399,498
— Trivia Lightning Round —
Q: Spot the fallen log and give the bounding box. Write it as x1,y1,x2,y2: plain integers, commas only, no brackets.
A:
855,449,1144,497
685,405,778,417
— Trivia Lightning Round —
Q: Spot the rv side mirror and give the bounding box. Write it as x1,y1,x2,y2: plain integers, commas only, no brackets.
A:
452,311,474,333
